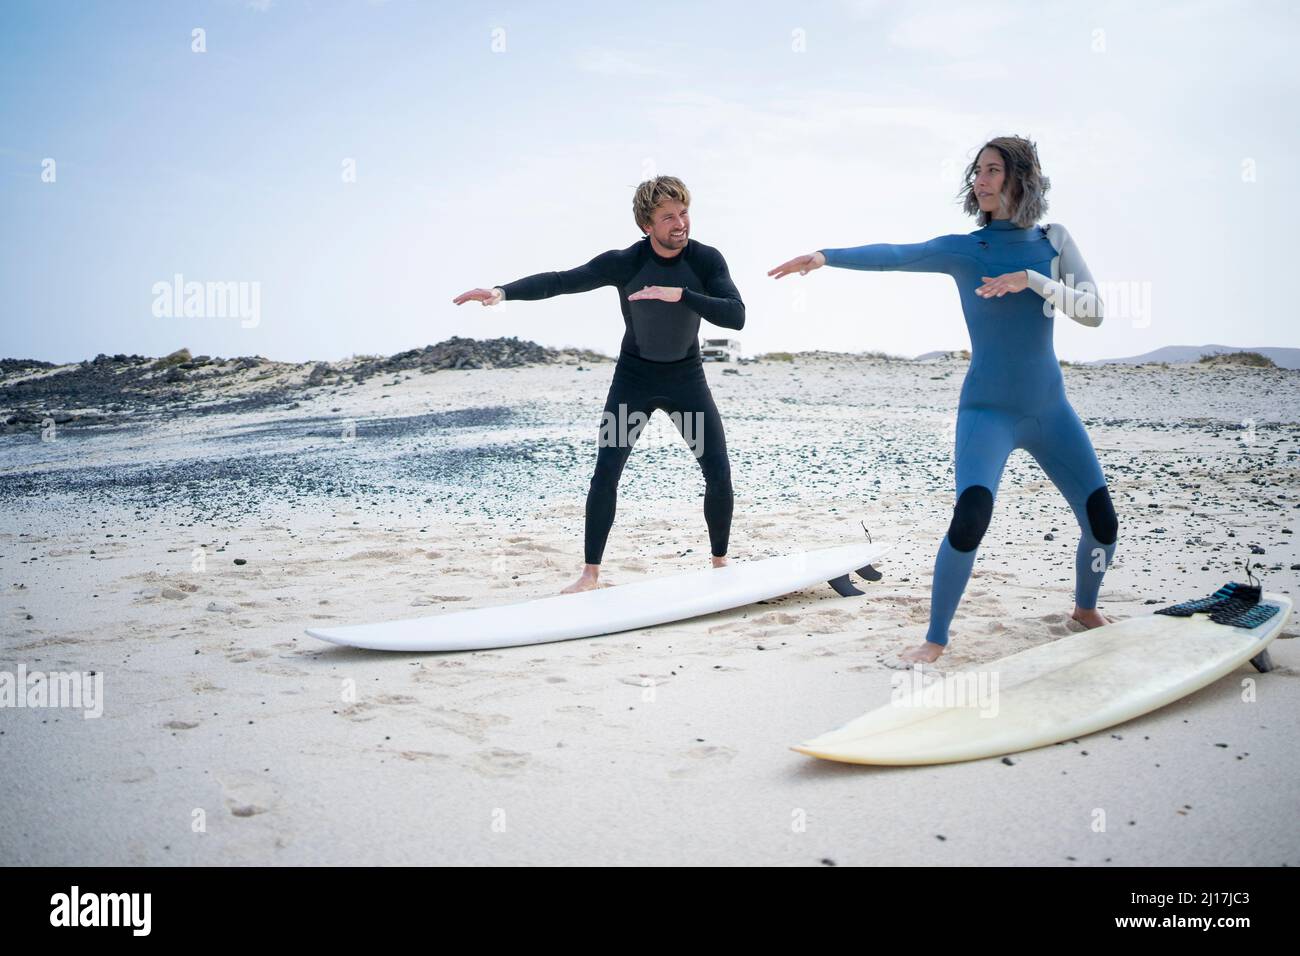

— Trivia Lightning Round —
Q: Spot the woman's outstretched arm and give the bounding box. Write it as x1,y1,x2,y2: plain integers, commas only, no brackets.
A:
817,235,968,274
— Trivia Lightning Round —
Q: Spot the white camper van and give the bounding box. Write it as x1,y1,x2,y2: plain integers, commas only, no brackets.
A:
700,337,741,362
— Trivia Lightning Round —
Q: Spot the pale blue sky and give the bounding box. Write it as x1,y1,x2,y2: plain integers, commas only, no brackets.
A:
3,0,1297,363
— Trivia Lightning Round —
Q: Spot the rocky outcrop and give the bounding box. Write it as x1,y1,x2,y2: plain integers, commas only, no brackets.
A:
0,337,610,433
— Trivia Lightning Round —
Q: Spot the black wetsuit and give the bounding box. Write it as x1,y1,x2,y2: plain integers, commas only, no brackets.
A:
498,236,745,564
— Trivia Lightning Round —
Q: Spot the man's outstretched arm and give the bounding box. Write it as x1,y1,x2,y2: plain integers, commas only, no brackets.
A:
455,248,628,307
497,249,625,301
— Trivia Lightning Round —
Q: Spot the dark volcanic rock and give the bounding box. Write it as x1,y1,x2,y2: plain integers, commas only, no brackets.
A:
0,337,609,433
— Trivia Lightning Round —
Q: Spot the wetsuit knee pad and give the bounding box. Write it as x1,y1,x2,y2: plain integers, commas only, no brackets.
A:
947,486,993,552
1085,486,1118,545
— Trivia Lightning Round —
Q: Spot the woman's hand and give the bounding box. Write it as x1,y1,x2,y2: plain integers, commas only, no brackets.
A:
767,252,825,279
627,285,683,303
452,287,504,306
976,271,1029,298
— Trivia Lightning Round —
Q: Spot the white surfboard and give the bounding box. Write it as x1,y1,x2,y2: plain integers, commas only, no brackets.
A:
306,541,891,652
794,592,1292,766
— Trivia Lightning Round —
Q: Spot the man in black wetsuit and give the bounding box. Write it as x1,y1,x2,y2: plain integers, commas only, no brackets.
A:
452,176,745,593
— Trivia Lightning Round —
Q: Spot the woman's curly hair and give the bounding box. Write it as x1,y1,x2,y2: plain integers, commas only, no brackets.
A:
958,136,1051,228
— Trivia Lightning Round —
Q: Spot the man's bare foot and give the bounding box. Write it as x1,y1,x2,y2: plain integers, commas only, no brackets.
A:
561,564,603,594
711,555,729,568
899,641,945,664
1071,606,1112,628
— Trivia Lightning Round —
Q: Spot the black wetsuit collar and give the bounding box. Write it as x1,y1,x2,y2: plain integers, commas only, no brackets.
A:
644,235,688,266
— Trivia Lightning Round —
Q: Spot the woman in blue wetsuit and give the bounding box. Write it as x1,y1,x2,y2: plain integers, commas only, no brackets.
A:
769,135,1117,663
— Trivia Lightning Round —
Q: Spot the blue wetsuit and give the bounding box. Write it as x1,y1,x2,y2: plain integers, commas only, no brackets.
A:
820,220,1118,644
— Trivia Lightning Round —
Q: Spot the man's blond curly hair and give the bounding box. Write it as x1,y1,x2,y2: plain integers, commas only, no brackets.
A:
633,176,691,232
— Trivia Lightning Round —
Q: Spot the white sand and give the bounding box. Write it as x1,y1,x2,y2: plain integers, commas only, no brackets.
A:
2,356,1297,865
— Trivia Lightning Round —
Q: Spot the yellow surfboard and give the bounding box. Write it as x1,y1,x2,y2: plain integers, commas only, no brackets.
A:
794,593,1291,766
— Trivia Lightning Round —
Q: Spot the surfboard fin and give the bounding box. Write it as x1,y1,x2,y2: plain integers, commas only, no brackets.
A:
1250,649,1274,673
856,564,882,582
827,574,865,597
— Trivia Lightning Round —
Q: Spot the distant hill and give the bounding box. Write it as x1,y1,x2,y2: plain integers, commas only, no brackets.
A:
914,349,969,362
1089,345,1300,370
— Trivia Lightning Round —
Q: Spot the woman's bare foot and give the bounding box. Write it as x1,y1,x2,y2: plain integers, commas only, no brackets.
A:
1071,606,1112,628
712,555,729,568
561,564,603,594
899,641,946,664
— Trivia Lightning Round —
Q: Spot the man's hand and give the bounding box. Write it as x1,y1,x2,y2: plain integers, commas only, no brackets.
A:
453,287,504,306
627,285,683,303
767,252,825,279
976,271,1029,298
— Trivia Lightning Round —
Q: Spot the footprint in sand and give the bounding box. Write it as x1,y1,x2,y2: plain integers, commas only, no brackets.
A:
1038,613,1082,637
410,661,485,689
345,548,422,562
752,611,801,627
390,749,450,762
337,701,381,722
466,748,531,777
373,693,419,705
217,771,280,818
500,540,563,555
668,744,737,778
802,609,856,633
255,662,309,678
878,654,931,672
977,570,1017,582
411,594,471,606
424,707,510,743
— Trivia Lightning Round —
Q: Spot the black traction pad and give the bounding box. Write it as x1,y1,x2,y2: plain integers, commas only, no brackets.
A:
1155,581,1279,629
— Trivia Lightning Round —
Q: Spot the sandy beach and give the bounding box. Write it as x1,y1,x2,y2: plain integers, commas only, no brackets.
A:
2,348,1297,865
